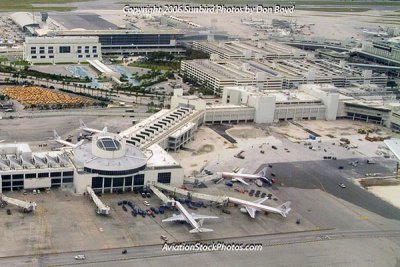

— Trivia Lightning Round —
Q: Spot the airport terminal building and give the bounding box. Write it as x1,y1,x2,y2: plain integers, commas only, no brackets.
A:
0,133,184,194
23,36,102,64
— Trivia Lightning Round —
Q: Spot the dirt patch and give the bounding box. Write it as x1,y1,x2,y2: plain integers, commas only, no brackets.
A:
193,144,214,155
359,178,400,187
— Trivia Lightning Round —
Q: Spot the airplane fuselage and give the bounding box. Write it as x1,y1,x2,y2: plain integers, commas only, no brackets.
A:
228,197,282,216
175,201,201,230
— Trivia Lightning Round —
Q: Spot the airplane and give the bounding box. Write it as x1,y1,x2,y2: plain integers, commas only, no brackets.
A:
221,167,274,186
162,201,218,233
229,196,291,218
79,120,107,134
53,130,84,148
362,30,388,37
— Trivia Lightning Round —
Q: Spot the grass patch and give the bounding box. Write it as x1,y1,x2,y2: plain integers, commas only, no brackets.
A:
0,58,8,62
12,60,29,66
297,7,371,12
0,0,90,12
121,0,400,6
128,62,177,71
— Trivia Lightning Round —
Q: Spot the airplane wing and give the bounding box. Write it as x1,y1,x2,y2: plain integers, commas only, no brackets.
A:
253,197,269,205
191,214,218,220
245,206,257,218
162,214,185,222
233,177,249,185
237,168,245,174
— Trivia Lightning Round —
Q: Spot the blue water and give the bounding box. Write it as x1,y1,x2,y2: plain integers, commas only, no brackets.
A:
110,65,140,86
66,65,104,89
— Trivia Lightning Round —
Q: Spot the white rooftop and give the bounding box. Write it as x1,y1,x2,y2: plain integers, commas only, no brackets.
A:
145,144,180,167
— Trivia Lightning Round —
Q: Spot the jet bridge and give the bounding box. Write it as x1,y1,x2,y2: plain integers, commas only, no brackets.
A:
149,184,175,207
86,186,110,215
151,182,228,204
1,195,37,212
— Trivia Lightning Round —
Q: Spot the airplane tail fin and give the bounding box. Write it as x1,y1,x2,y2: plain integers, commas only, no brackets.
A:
277,201,291,217
258,166,268,177
189,228,213,233
198,218,204,227
79,119,86,129
53,130,60,140
102,126,108,133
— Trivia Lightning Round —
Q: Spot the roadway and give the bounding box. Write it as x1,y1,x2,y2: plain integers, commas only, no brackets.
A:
1,229,399,267
259,158,400,220
0,108,151,119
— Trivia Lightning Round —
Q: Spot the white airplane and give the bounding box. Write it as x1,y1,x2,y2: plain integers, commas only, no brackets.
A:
79,120,107,134
221,167,274,186
228,196,291,218
162,201,218,233
53,130,84,148
362,30,388,37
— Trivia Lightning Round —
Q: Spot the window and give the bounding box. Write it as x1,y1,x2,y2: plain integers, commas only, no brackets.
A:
59,46,71,53
2,181,11,187
48,46,54,54
30,47,36,54
125,177,132,187
38,173,49,178
13,180,23,186
25,173,36,179
92,46,97,53
104,178,112,187
51,172,61,178
93,55,98,58
86,54,90,58
77,46,82,53
39,47,45,54
49,55,54,59
63,171,74,177
92,177,103,189
97,138,121,151
78,55,83,58
12,174,23,179
157,172,171,184
51,178,61,185
1,175,11,180
63,178,73,183
40,55,46,59
113,178,124,187
85,46,89,53
134,174,144,186
31,56,37,59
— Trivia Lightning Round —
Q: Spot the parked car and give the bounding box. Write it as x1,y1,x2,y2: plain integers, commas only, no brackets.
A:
74,255,86,260
6,209,11,215
122,205,128,212
143,200,150,206
117,201,123,206
146,192,151,198
339,183,346,188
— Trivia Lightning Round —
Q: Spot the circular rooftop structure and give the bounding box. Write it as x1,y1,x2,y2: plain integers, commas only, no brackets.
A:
73,133,147,176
